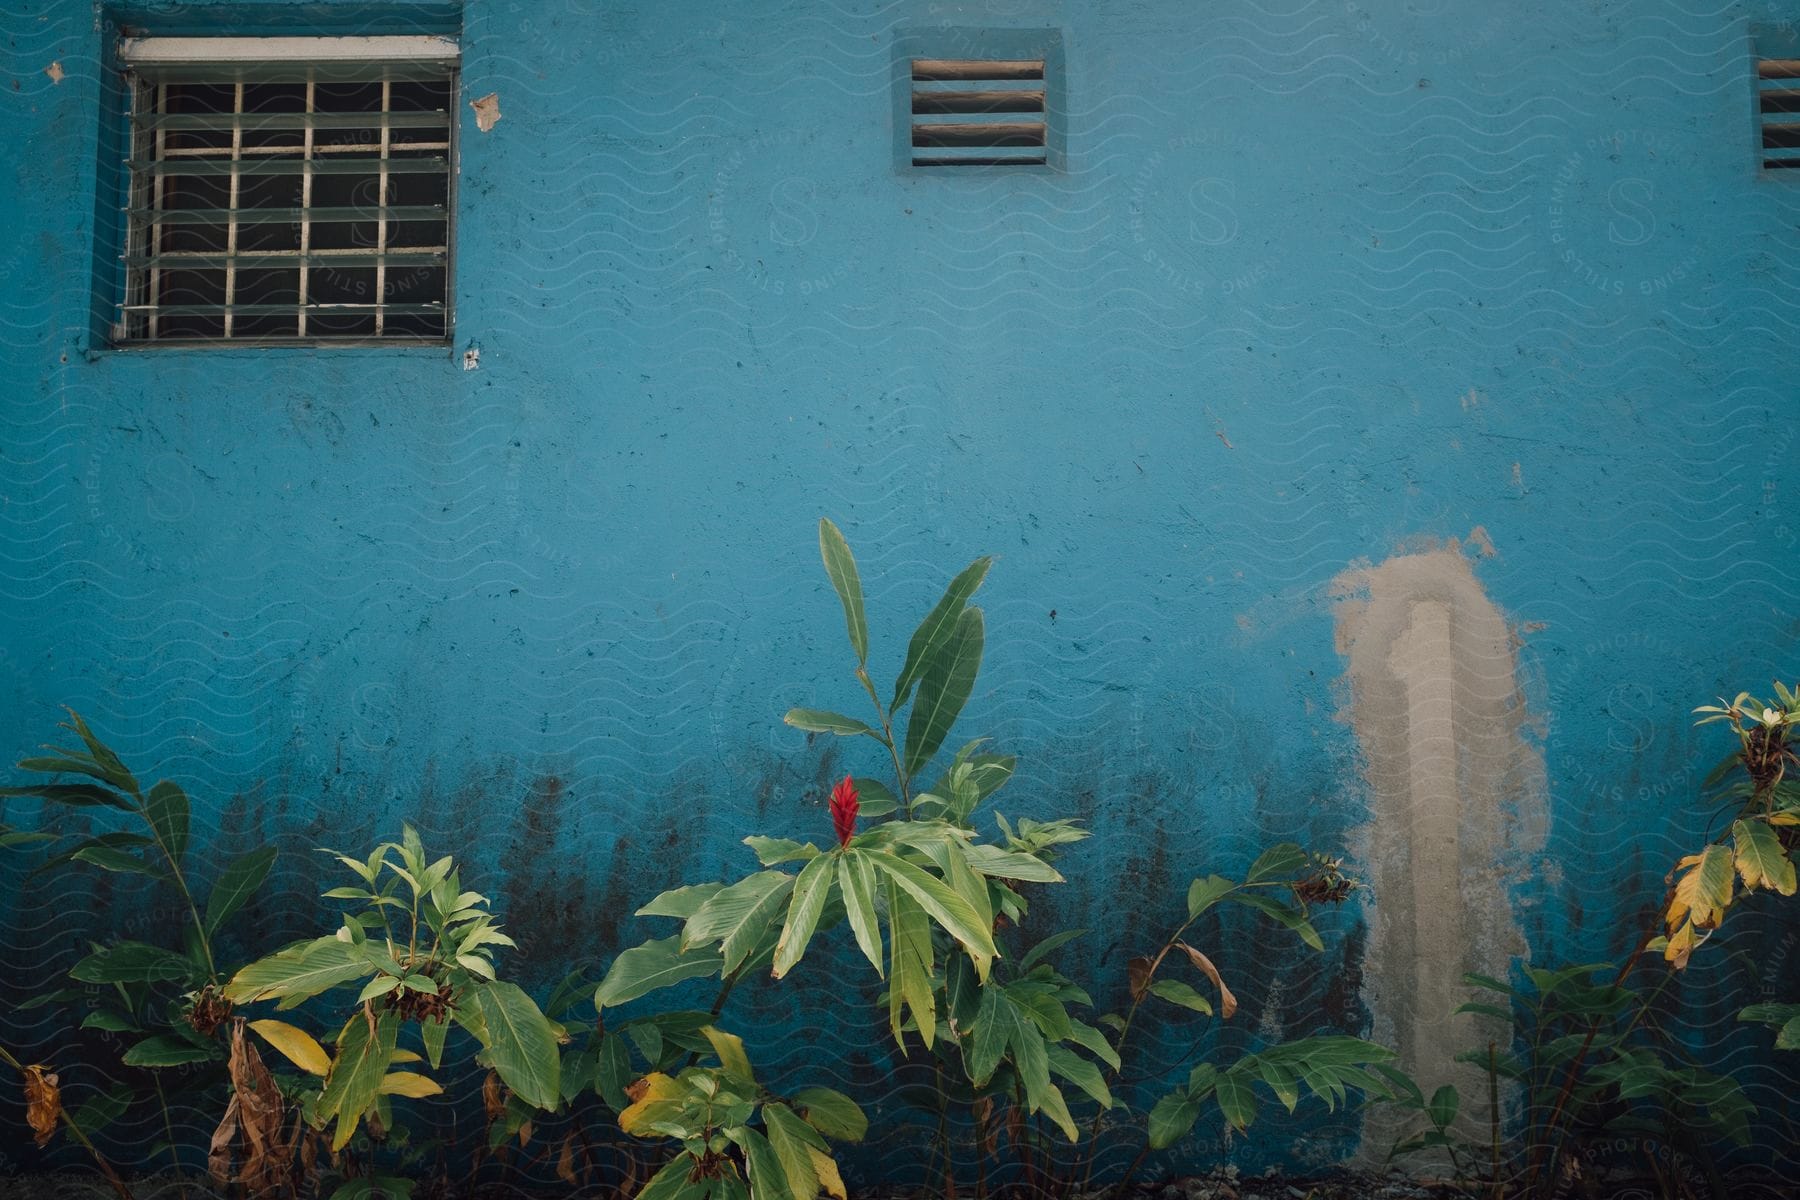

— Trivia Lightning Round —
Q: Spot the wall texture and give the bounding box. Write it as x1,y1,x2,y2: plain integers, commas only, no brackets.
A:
2,0,1798,1182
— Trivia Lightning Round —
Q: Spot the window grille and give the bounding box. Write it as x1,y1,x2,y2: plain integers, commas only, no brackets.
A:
909,58,1048,167
114,36,459,345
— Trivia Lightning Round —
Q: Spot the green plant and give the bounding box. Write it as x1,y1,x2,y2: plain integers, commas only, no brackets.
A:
614,1024,865,1200
219,825,563,1195
1662,685,1798,969
1123,848,1393,1149
1,710,278,1172
1387,962,1753,1198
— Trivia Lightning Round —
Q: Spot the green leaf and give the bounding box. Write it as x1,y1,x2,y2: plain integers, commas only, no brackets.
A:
225,936,369,1007
80,1010,141,1033
1185,875,1234,918
1019,929,1086,974
1147,1091,1203,1150
0,826,54,851
782,709,877,739
1245,843,1308,884
763,1102,825,1200
818,518,868,666
962,844,1063,883
1732,818,1797,895
61,713,139,792
319,1010,400,1150
17,753,135,793
892,555,992,708
1149,979,1213,1015
903,607,983,778
70,941,195,985
144,780,190,863
739,1129,791,1200
773,854,837,979
1427,1084,1459,1128
637,883,725,919
1047,1044,1113,1109
1229,891,1323,950
886,876,936,1049
1214,1071,1257,1130
420,1015,449,1069
791,1086,867,1142
852,777,899,819
864,849,996,977
205,845,276,935
683,871,794,975
596,935,725,1009
67,1085,131,1137
743,838,820,867
475,979,562,1111
1065,1018,1120,1072
70,844,166,878
837,850,883,976
122,1036,218,1068
0,783,132,810
594,1033,633,1109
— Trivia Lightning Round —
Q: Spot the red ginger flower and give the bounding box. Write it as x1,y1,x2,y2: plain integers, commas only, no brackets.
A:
830,775,858,848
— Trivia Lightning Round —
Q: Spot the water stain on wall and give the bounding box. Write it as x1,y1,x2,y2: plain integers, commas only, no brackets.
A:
1331,543,1548,1154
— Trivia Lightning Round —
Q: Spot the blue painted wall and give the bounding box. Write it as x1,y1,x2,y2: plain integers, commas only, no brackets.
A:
2,0,1798,1182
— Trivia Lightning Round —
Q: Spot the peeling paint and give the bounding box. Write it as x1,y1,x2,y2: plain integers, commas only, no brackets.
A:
44,61,62,84
470,91,501,132
1332,545,1547,1158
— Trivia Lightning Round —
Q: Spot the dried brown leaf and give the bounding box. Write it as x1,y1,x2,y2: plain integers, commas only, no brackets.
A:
557,1133,578,1183
482,1070,506,1121
23,1065,60,1148
1127,955,1155,1002
209,1095,241,1186
1175,941,1238,1019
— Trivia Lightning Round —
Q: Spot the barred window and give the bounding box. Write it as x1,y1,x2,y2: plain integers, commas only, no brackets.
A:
114,36,459,346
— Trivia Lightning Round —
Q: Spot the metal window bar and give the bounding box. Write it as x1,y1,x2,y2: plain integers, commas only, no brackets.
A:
115,40,456,345
298,76,313,337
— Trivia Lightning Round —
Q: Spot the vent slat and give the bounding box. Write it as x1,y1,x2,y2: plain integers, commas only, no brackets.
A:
912,122,1045,149
1761,89,1800,113
912,155,1047,167
1762,123,1800,148
912,58,1043,81
1760,58,1800,78
913,89,1045,115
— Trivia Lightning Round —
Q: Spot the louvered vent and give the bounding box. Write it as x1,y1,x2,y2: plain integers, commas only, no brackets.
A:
910,58,1047,167
1758,57,1800,169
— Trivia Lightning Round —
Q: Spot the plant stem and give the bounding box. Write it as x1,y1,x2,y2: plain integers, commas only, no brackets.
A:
855,666,912,807
152,1073,187,1200
1524,922,1659,1194
1488,1041,1502,1200
128,784,217,981
0,1045,134,1199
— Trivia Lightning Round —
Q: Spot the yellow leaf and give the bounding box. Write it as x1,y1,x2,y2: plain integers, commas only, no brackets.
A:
617,1073,681,1136
1663,920,1700,969
249,1019,331,1076
389,1049,422,1064
808,1146,846,1200
377,1071,442,1098
1663,844,1735,970
1769,811,1800,826
701,1026,755,1083
1733,818,1798,896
